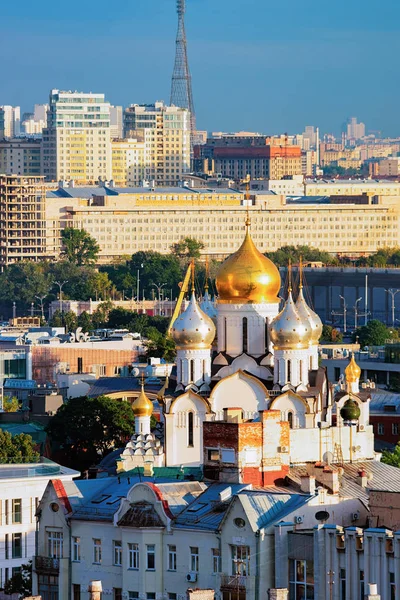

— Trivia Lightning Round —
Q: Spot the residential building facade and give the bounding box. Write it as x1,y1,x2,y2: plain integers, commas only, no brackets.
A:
111,139,146,186
0,138,42,176
0,106,21,138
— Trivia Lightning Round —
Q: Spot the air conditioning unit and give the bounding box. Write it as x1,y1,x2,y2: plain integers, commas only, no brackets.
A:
294,515,303,524
352,511,360,521
280,445,289,453
186,573,197,583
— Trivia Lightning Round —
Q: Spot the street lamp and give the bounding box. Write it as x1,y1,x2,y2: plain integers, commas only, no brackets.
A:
339,295,347,333
54,281,68,314
151,283,167,316
354,297,362,331
385,289,400,327
35,295,46,321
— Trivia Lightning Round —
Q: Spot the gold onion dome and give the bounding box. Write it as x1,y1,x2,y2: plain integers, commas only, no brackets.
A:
132,384,153,417
270,291,312,350
296,289,323,344
171,292,216,349
345,355,361,383
216,228,281,304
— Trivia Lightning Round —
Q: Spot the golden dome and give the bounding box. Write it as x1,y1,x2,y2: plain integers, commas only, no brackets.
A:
270,291,312,350
132,384,153,417
345,355,361,383
296,288,323,344
171,292,216,349
216,228,281,304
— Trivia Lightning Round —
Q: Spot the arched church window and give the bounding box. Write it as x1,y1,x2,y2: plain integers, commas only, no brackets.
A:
265,319,269,353
242,317,248,353
310,355,313,370
300,360,303,382
190,359,195,383
287,360,291,382
202,359,206,382
224,317,227,352
288,411,293,429
188,412,194,447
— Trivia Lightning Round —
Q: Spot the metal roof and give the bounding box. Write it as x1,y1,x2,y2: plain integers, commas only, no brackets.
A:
238,491,311,531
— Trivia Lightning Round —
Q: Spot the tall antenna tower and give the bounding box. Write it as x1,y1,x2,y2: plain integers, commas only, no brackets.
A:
170,0,196,133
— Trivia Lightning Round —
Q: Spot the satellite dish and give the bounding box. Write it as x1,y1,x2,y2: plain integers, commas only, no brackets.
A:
323,451,334,465
132,367,140,377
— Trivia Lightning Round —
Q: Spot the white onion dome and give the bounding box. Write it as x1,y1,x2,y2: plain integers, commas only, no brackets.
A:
295,288,323,345
200,290,217,323
171,292,216,349
270,292,313,350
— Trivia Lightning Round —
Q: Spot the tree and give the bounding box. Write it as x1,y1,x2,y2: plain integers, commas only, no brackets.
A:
265,245,339,267
0,430,39,463
91,301,113,328
144,327,176,362
382,442,400,468
77,311,93,332
61,227,100,265
353,320,391,347
3,395,20,412
49,309,63,327
4,561,32,598
171,237,205,260
321,325,343,343
63,310,78,333
46,395,135,470
0,262,51,309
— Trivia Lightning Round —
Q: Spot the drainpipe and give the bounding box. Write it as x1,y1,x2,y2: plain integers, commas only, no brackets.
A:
255,530,261,600
68,518,72,600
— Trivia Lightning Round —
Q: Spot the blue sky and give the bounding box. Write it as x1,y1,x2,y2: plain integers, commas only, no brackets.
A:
2,0,400,135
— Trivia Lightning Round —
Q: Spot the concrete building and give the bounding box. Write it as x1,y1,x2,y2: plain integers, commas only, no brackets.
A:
123,102,191,185
0,138,42,176
304,178,400,197
112,138,145,186
0,106,21,138
378,157,400,177
345,116,366,141
110,106,124,140
0,174,47,266
0,459,78,589
42,89,112,183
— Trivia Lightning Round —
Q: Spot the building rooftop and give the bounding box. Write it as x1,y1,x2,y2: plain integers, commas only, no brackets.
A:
0,458,78,480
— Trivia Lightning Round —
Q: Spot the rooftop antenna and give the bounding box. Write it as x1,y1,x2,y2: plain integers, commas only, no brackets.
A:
204,256,209,292
299,255,303,290
245,173,251,230
288,259,292,294
170,0,196,136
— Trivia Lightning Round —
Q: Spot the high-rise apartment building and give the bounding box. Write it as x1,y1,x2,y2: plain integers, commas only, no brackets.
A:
42,90,112,183
0,110,4,139
22,104,48,136
0,106,21,138
0,175,47,266
111,138,146,186
110,105,123,139
124,101,190,185
345,117,366,141
0,139,42,176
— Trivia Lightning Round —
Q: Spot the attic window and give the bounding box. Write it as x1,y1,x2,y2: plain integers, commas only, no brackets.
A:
187,503,207,513
207,449,220,461
91,494,112,504
384,405,396,412
106,496,125,505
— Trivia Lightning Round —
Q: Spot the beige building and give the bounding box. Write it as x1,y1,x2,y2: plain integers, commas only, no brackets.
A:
42,89,112,184
378,157,400,176
305,178,400,197
124,102,190,185
43,185,400,262
111,138,145,186
0,138,42,176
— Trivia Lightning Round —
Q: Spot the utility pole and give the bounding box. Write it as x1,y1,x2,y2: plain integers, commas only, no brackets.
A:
35,295,46,321
385,288,400,327
54,281,68,314
332,295,347,333
354,297,362,330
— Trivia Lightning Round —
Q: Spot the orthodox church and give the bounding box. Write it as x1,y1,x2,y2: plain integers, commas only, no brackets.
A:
119,221,375,484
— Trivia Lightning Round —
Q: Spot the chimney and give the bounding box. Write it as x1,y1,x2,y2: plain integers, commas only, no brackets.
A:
268,590,288,600
366,583,380,600
144,462,154,477
357,469,368,488
322,466,340,494
223,408,243,423
300,475,316,495
88,581,102,600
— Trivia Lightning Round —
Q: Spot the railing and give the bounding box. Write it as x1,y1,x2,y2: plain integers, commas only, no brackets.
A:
35,556,60,573
220,574,248,590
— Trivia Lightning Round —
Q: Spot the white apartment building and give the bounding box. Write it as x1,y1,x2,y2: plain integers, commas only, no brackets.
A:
124,102,190,186
0,460,78,589
42,90,112,183
0,106,21,138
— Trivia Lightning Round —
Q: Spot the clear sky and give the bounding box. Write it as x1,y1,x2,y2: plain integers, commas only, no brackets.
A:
2,0,400,135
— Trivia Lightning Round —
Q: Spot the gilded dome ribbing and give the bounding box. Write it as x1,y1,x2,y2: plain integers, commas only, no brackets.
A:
132,384,153,417
216,229,281,304
296,289,323,344
270,291,312,350
171,292,216,349
345,355,361,383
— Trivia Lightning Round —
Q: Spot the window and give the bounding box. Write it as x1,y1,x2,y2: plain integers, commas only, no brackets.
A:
378,423,385,435
93,539,102,564
360,570,365,600
190,359,195,383
72,537,81,562
146,544,155,570
287,360,291,383
114,589,122,600
190,547,199,572
188,412,194,447
128,543,139,570
207,449,220,461
221,448,235,463
168,595,177,600
129,593,139,600
242,317,248,353
5,534,9,559
289,559,314,599
393,423,399,436
168,545,177,571
73,584,81,600
339,568,346,600
288,412,293,429
390,572,395,600
12,499,22,524
231,545,250,576
12,533,22,559
147,594,156,600
48,531,63,559
212,548,221,573
113,540,122,566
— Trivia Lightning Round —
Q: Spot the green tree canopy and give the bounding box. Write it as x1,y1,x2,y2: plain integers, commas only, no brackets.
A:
144,326,176,362
77,311,93,332
381,442,400,468
353,320,391,347
50,261,112,302
3,396,20,412
61,227,100,265
170,237,205,260
46,395,134,470
265,245,339,267
320,325,343,343
0,430,39,464
4,561,32,598
0,262,51,309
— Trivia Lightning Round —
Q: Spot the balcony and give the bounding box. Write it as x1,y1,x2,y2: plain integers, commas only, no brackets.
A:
35,556,60,574
220,575,248,590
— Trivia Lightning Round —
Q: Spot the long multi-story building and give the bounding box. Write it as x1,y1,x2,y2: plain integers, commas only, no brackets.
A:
123,102,190,185
42,90,112,183
0,175,47,266
0,138,42,176
111,138,145,186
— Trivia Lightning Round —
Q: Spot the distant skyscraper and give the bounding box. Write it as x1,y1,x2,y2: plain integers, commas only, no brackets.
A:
170,0,196,133
110,106,123,139
344,117,366,141
0,106,20,138
42,90,112,183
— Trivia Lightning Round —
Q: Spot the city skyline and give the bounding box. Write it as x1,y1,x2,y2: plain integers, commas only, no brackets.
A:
3,0,400,136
